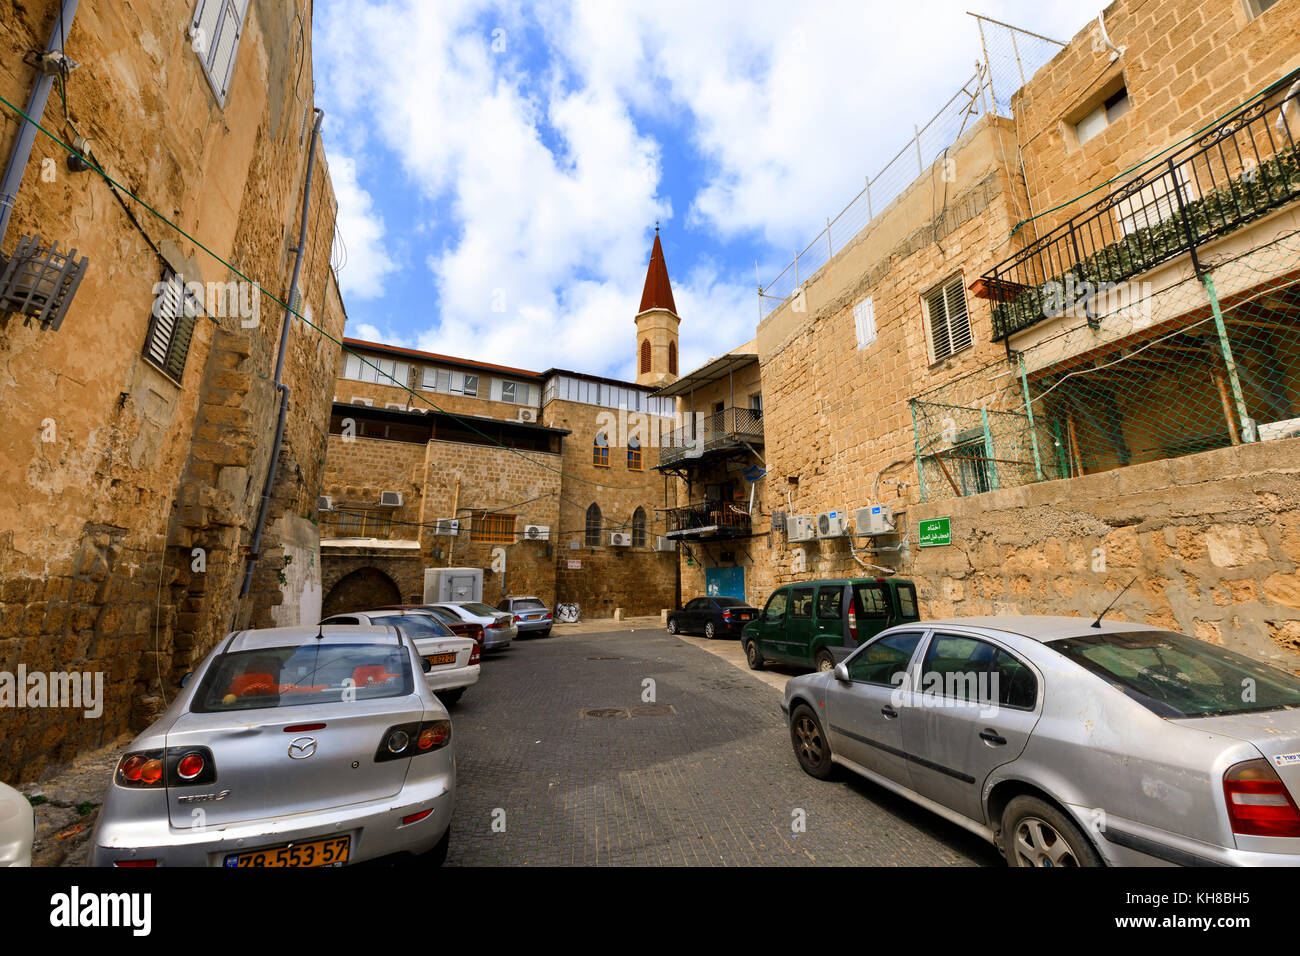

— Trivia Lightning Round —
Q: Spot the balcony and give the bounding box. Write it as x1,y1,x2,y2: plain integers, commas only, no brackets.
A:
658,406,764,469
662,501,753,540
979,70,1300,342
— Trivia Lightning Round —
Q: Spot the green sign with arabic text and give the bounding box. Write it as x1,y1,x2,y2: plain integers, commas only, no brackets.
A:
918,517,951,548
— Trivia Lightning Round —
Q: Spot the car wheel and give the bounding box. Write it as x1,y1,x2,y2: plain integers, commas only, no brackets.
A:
814,649,836,673
439,688,464,705
744,639,764,670
541,628,552,638
1001,796,1101,868
789,704,835,779
424,825,450,867
667,618,678,634
704,621,716,639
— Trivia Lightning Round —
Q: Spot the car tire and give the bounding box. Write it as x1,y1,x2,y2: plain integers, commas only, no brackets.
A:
439,688,464,706
789,704,835,780
541,628,552,638
744,639,765,670
667,618,678,634
705,621,716,639
1001,796,1102,868
424,825,450,867
814,649,836,673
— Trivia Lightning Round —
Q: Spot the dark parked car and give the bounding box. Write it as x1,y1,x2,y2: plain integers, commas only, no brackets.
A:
667,596,760,639
743,577,921,672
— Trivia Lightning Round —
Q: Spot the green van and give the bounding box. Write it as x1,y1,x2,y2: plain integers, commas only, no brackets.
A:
741,578,921,673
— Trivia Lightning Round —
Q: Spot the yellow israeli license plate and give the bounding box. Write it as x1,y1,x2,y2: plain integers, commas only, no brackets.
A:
224,835,350,868
425,652,457,666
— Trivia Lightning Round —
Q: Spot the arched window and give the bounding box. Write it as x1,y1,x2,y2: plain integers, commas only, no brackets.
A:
593,431,609,467
627,434,642,470
640,338,651,374
668,341,677,375
631,507,647,548
585,504,602,547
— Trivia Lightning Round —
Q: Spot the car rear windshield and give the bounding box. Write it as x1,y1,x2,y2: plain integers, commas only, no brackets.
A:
512,599,547,610
712,597,749,608
193,643,413,712
373,614,454,638
1051,630,1300,718
461,603,500,617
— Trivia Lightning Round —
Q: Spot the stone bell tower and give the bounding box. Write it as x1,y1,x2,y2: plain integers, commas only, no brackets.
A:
634,227,680,388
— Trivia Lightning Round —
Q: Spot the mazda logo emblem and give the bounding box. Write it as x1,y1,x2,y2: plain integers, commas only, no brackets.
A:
288,736,318,759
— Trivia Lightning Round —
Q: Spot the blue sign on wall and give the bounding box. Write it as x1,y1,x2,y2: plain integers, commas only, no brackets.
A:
705,566,746,601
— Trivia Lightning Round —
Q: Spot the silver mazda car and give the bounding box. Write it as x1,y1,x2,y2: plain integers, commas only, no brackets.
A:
783,616,1300,867
90,625,455,867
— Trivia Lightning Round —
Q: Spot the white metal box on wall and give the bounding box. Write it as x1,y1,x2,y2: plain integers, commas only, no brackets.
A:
424,567,483,604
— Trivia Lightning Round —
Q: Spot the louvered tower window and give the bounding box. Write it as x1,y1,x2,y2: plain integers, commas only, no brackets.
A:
924,275,972,362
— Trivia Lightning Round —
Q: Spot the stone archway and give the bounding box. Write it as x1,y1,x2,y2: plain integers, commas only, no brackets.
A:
322,566,402,617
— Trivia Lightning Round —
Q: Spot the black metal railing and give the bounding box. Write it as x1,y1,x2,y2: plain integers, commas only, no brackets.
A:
659,406,764,466
983,69,1300,341
663,501,752,537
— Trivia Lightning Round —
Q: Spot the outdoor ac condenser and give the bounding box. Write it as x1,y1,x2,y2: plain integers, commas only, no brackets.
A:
787,515,817,542
855,504,895,535
817,511,850,538
424,567,483,604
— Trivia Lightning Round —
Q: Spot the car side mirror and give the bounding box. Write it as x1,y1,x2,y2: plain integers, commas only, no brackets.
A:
179,671,193,689
832,663,850,683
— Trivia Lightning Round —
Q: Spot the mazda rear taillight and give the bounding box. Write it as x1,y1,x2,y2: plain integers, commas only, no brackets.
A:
1224,758,1300,837
115,747,216,787
176,753,205,781
375,719,452,761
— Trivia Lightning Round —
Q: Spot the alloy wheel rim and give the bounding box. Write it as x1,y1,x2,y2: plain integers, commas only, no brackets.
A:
796,716,823,764
747,643,757,664
1013,817,1079,867
818,657,833,672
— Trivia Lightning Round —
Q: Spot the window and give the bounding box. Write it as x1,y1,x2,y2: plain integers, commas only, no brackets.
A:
470,511,516,544
789,587,815,619
816,587,843,621
1075,86,1131,145
1113,166,1195,237
631,507,647,547
763,591,788,622
896,583,918,618
191,0,249,108
750,393,763,412
948,433,992,496
143,267,202,383
854,584,888,617
668,341,677,375
1246,0,1281,17
922,275,972,362
585,504,602,546
640,339,651,374
501,381,517,403
847,631,923,685
853,296,877,349
421,368,480,397
920,635,1000,704
462,374,479,397
627,436,642,471
343,353,409,387
320,509,392,539
593,432,610,467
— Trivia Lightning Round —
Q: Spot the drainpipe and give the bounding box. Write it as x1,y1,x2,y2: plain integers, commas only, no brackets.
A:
240,108,324,599
0,0,80,247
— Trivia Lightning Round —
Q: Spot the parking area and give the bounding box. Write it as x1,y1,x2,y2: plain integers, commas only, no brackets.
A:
446,627,998,866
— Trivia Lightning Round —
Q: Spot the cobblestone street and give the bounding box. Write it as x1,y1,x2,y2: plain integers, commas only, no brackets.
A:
446,628,999,866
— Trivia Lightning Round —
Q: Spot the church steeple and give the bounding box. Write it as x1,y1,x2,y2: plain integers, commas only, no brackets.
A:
635,226,680,388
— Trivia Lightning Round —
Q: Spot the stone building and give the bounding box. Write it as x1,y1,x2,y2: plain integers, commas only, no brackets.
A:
722,0,1300,670
0,0,344,781
318,234,683,618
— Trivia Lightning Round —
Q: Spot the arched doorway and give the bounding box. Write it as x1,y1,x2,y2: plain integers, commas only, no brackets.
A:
322,567,402,617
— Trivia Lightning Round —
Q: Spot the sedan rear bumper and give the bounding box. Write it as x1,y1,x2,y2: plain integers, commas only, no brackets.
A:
482,628,515,650
90,767,454,867
425,664,479,693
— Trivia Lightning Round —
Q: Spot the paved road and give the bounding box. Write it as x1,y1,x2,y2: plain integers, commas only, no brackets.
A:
445,628,1000,866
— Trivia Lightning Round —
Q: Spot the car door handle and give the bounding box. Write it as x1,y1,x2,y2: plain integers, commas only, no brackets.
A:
880,705,898,719
979,729,1007,746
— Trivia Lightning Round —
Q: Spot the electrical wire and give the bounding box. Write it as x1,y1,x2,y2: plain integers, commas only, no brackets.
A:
0,88,662,492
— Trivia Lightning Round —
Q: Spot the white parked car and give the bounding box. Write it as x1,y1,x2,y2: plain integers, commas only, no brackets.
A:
0,783,35,866
320,610,479,705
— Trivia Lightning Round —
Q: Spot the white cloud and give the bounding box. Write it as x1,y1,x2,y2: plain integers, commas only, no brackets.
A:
329,154,398,301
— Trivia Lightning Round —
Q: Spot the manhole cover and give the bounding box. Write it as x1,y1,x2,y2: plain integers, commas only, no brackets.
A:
580,707,630,718
629,703,676,717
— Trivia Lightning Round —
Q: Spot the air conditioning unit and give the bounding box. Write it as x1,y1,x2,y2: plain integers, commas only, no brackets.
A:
351,396,373,406
407,405,428,414
855,504,895,536
517,408,538,423
654,536,677,552
522,524,550,541
433,518,459,536
378,491,403,507
787,515,817,542
317,495,334,513
817,511,849,538
385,402,405,410
609,532,631,547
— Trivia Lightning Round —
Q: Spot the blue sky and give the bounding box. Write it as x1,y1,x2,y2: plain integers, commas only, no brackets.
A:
313,0,1087,381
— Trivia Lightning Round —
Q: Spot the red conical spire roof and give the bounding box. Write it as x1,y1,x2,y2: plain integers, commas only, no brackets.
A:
638,227,677,315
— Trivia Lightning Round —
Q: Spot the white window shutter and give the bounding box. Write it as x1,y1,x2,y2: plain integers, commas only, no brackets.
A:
853,296,876,349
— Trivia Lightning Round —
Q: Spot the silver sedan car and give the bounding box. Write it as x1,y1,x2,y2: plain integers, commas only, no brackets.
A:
782,616,1300,867
90,625,455,868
